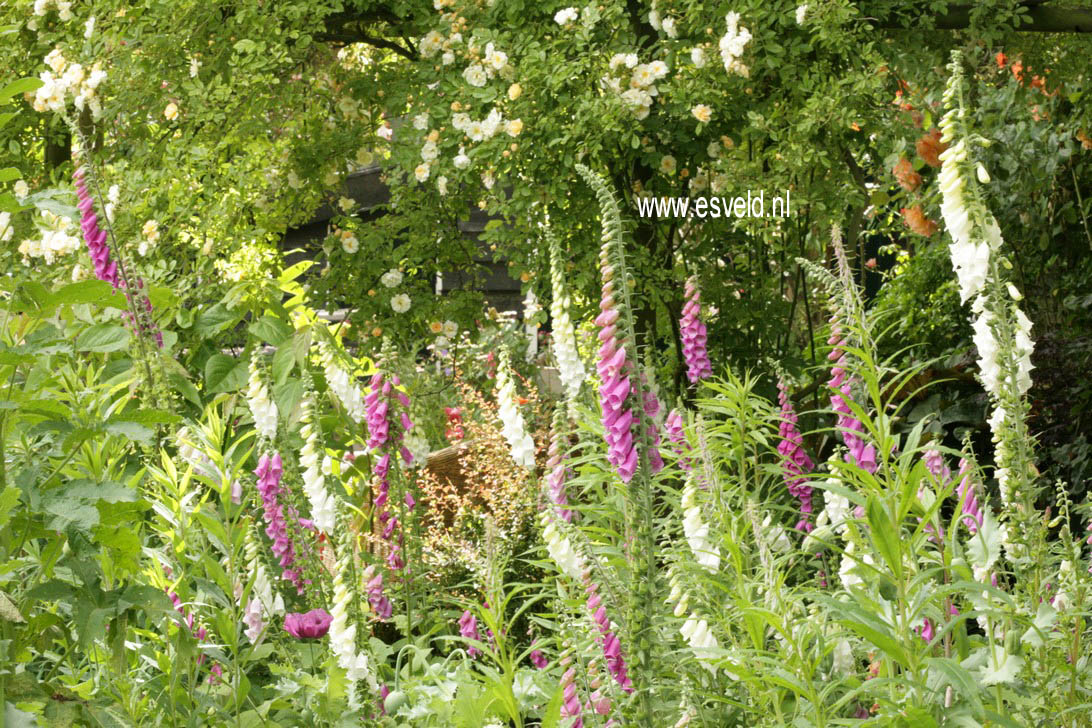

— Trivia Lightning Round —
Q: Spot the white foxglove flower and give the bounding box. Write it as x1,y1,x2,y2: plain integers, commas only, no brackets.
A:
681,478,719,571
541,513,585,580
319,340,367,423
404,429,431,467
299,398,338,533
495,349,536,469
246,354,279,442
795,4,808,24
523,289,540,360
832,637,854,675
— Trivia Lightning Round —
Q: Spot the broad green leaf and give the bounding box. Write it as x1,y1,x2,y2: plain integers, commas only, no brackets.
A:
193,303,242,337
250,314,292,345
0,167,20,182
204,354,247,393
75,324,130,353
0,77,44,103
48,279,126,308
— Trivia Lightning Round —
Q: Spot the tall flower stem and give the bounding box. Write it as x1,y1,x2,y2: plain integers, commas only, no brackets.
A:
70,127,163,404
577,164,659,726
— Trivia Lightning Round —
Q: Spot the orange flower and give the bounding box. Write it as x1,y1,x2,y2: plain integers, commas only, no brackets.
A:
916,128,947,168
900,205,938,237
893,157,921,192
1011,60,1024,82
1077,130,1092,151
850,121,861,131
996,51,1007,68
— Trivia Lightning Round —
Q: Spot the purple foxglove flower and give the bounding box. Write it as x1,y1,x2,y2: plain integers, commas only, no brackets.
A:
664,409,692,472
284,608,333,639
956,458,982,533
679,277,713,383
459,609,482,657
546,421,573,521
254,453,304,591
530,648,548,669
365,569,393,619
777,381,814,531
827,320,876,473
920,618,935,643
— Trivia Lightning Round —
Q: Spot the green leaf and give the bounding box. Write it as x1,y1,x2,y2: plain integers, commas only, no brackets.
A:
0,167,20,182
250,314,292,345
167,371,201,406
193,303,242,337
104,419,155,444
540,683,563,728
76,324,130,353
0,485,20,531
48,279,126,309
118,585,174,613
204,354,247,393
0,77,44,103
926,657,984,718
45,499,99,531
273,378,304,417
867,495,902,579
271,341,296,385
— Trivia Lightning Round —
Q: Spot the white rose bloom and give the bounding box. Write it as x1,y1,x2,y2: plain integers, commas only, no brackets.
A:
391,293,411,313
505,118,523,136
341,234,359,254
454,146,471,169
412,113,429,130
482,170,495,190
380,269,403,288
660,155,677,175
84,15,95,39
451,112,470,131
691,104,712,123
414,163,430,182
14,180,29,200
463,64,488,87
662,17,677,38
420,139,439,162
648,60,669,79
436,175,448,196
554,7,578,25
57,1,72,20
484,43,507,70
441,51,455,65
482,108,503,138
33,0,48,16
466,120,485,142
419,30,444,57
691,47,706,68
442,320,458,337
